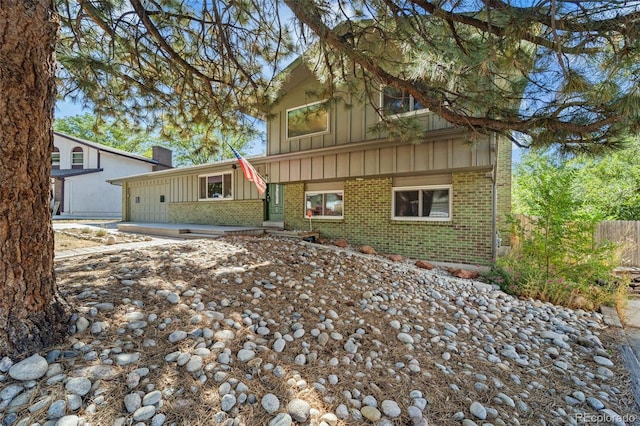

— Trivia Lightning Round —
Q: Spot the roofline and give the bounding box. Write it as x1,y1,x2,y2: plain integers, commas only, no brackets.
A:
54,132,158,165
108,127,472,184
107,154,268,185
51,168,104,178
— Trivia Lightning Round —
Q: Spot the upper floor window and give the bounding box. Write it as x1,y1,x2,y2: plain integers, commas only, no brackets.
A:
381,87,427,117
286,101,329,139
199,173,232,200
71,147,84,169
52,147,60,170
393,185,451,221
305,191,343,219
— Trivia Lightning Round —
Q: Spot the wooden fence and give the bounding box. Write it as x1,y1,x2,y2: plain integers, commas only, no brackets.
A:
511,216,640,267
596,221,640,267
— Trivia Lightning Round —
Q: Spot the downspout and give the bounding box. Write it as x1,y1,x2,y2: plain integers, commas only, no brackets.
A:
490,133,499,261
60,177,65,214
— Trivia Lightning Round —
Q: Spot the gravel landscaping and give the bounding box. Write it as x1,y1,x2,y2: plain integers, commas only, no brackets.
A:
0,236,638,425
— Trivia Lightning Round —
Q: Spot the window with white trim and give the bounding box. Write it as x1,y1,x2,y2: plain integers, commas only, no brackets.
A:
286,100,329,139
392,185,451,221
71,147,83,169
381,86,427,117
305,191,343,219
199,173,232,200
52,147,60,169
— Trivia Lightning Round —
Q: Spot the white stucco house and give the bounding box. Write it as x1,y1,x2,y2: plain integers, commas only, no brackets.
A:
51,132,172,218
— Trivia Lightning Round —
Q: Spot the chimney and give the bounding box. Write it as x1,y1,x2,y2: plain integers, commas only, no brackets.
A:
152,146,172,171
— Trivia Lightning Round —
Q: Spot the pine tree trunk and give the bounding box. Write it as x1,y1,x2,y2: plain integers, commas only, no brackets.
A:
0,0,69,357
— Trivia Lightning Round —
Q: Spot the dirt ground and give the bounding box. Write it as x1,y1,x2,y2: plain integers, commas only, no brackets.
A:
54,231,104,251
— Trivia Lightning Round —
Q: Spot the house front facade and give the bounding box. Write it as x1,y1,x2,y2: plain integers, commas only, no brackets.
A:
52,132,172,218
111,61,511,265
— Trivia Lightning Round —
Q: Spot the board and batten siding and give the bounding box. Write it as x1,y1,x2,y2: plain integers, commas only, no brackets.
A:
268,76,454,157
126,178,170,222
123,164,266,222
266,134,491,184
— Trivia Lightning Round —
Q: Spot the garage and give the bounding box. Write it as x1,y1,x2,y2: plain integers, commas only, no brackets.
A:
127,179,170,222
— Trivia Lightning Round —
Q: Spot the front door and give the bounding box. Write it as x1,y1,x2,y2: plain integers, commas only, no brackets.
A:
267,184,284,221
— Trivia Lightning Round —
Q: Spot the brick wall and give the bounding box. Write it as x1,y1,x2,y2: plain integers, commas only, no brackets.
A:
168,200,264,226
284,171,494,264
496,136,513,244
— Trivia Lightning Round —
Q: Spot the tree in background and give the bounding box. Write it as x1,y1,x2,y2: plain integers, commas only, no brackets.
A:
57,0,640,154
493,144,638,309
54,114,262,166
54,113,148,153
3,0,640,356
514,137,640,220
573,137,640,220
159,121,263,167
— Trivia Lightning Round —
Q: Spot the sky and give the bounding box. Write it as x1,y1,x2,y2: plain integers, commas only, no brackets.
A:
55,99,86,119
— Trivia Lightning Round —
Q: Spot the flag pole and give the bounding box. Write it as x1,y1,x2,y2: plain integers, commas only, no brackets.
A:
224,141,268,183
225,141,268,195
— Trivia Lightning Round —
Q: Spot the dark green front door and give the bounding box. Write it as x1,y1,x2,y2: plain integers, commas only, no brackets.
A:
267,184,284,221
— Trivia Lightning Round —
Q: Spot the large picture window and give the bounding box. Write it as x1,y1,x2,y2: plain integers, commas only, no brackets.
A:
381,87,427,116
305,191,343,219
199,173,232,200
286,101,329,139
393,185,451,221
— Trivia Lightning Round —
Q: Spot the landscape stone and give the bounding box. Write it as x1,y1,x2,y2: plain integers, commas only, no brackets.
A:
470,401,487,420
381,400,401,418
26,236,638,426
269,413,293,426
56,415,80,426
65,377,92,396
261,393,280,414
9,355,48,381
143,390,162,406
221,394,236,411
133,405,156,421
47,399,66,419
124,393,142,413
594,355,614,366
360,245,377,255
287,398,310,422
361,405,381,421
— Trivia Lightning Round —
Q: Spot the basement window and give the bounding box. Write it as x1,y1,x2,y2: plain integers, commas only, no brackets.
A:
392,185,451,221
305,191,343,219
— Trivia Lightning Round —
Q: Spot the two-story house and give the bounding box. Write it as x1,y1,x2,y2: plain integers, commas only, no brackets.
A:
52,132,172,218
109,60,511,265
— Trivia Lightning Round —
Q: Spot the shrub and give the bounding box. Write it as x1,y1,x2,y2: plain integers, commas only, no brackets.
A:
485,153,628,310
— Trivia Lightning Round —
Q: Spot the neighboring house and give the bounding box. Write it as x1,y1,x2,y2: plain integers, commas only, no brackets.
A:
52,132,172,218
109,61,511,265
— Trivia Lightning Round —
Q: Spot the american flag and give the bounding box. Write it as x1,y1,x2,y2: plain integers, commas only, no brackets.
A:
230,146,267,195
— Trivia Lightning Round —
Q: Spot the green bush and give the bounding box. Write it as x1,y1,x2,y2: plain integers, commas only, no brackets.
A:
485,152,628,310
486,239,627,310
